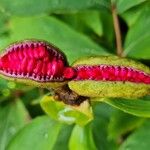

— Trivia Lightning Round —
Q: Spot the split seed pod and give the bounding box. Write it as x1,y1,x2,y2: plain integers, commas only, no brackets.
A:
68,56,150,98
0,40,150,99
0,40,74,88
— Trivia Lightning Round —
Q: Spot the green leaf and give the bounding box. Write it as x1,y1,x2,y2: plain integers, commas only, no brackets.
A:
61,11,103,36
48,0,111,12
0,100,30,150
100,11,115,51
92,102,117,150
0,0,111,16
108,110,145,139
53,125,73,150
80,11,103,36
21,88,42,105
121,1,149,27
0,79,8,90
0,0,51,16
104,98,150,117
123,7,150,59
0,12,8,35
116,0,148,14
0,36,10,52
7,16,108,64
40,96,93,126
7,116,62,150
119,120,150,150
69,124,97,150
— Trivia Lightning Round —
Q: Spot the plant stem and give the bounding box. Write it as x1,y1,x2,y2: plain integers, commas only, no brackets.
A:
111,4,123,57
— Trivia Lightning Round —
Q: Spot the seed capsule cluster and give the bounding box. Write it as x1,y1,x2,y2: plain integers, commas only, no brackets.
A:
0,41,68,81
0,40,150,91
74,65,150,84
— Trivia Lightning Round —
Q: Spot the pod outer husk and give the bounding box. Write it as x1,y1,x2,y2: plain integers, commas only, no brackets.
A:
0,74,67,89
68,56,150,98
40,95,93,126
72,56,150,74
69,81,150,98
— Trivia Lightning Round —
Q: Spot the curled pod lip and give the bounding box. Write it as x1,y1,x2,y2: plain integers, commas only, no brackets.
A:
0,40,75,88
68,56,150,98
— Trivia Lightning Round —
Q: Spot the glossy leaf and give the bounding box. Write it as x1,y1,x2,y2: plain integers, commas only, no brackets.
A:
53,125,73,150
0,13,8,35
0,0,111,16
121,1,149,27
104,98,150,117
61,10,103,36
40,96,93,126
7,116,62,150
69,124,97,150
120,120,150,150
92,102,117,150
123,7,150,59
7,16,108,64
0,0,51,16
100,11,115,51
0,100,30,150
80,11,103,36
108,110,145,139
116,0,147,14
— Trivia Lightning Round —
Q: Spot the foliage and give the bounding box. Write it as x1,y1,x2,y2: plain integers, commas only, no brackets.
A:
0,0,150,150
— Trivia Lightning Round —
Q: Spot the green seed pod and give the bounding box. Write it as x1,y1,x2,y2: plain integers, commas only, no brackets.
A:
68,56,150,98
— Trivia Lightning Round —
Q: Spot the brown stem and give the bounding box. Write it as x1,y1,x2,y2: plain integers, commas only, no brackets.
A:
111,4,123,57
54,85,87,106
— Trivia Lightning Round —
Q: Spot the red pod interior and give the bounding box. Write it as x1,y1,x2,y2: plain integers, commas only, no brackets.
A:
0,41,70,81
66,65,150,84
0,40,150,84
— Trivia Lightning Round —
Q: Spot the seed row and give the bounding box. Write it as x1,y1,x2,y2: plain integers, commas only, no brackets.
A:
0,57,65,80
75,65,150,84
7,44,49,60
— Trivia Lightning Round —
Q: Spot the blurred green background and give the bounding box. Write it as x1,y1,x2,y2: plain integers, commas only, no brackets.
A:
0,0,150,150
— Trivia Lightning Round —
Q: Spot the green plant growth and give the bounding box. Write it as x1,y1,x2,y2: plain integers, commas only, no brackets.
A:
0,0,150,150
